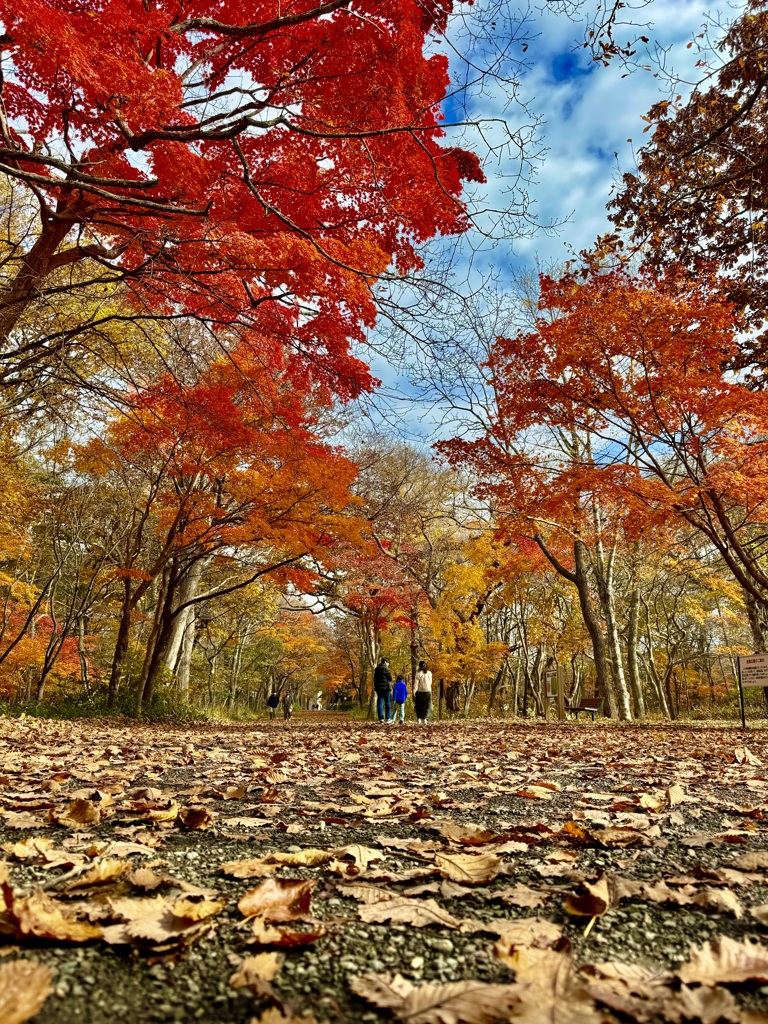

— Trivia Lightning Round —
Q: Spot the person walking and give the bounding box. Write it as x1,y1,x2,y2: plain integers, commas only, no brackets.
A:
413,660,432,724
373,656,393,724
391,673,408,724
266,691,280,720
282,691,293,721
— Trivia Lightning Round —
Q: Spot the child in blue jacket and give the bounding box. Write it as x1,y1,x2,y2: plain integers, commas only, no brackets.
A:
391,674,408,723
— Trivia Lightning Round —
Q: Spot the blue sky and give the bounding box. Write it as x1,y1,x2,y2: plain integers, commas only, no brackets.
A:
359,0,718,441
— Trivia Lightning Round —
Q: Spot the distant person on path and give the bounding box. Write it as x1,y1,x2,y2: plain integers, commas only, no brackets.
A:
267,691,280,720
414,660,433,724
391,673,408,723
374,656,393,724
282,692,293,720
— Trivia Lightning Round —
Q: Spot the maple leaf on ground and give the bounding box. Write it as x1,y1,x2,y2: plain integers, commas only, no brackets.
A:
350,973,520,1024
0,959,54,1024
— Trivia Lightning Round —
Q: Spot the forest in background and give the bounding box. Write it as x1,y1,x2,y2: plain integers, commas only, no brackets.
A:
2,0,768,723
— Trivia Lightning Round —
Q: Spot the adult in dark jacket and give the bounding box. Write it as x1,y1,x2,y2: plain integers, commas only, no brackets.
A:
373,657,393,724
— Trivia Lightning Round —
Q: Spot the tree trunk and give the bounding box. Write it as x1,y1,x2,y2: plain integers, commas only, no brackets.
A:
572,540,619,717
176,606,195,697
162,557,207,676
593,539,633,721
108,581,133,708
135,570,170,716
625,581,645,718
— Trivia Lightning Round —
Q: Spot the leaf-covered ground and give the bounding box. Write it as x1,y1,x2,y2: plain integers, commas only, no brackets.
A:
2,716,768,1024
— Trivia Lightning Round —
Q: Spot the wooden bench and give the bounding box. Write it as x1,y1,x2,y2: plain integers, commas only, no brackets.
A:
566,697,605,721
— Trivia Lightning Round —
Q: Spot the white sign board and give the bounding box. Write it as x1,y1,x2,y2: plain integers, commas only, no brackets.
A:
739,654,768,687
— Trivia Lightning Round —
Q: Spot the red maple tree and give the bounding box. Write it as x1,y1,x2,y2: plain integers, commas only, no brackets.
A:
0,0,484,397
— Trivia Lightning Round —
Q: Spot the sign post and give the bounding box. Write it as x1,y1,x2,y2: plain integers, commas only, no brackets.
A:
737,654,768,729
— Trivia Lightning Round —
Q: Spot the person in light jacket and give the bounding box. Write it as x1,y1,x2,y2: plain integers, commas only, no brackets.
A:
391,674,408,723
413,660,432,724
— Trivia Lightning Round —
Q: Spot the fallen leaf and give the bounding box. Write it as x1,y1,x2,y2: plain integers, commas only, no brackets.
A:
337,882,396,904
504,946,611,1024
358,897,461,929
230,952,282,999
434,852,501,885
0,959,54,1024
493,917,564,965
350,972,520,1023
238,878,315,923
494,884,549,909
678,936,768,985
178,805,214,830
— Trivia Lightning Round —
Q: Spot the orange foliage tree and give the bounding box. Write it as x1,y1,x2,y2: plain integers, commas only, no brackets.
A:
444,265,768,703
74,344,363,712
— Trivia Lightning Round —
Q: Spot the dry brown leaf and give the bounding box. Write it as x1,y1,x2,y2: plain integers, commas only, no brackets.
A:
330,845,384,871
434,851,501,885
690,888,743,918
731,851,768,871
433,822,500,846
2,837,80,868
565,874,614,918
238,878,315,922
101,893,219,948
65,798,102,825
12,890,102,942
590,828,648,848
350,972,520,1023
358,897,461,929
64,858,130,891
504,946,612,1024
230,952,282,999
249,1008,321,1024
178,805,214,830
127,867,167,891
734,746,762,766
336,882,396,905
665,984,746,1024
221,857,278,879
250,917,326,947
148,801,180,823
667,784,685,807
579,961,674,1023
493,918,564,964
678,935,768,985
0,959,54,1024
639,791,668,813
517,785,554,801
494,884,549,909
173,895,226,921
